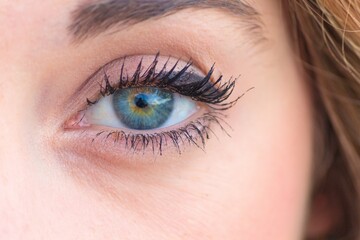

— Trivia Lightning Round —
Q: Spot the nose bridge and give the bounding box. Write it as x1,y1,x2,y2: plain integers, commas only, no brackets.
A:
0,55,38,239
0,2,63,239
0,83,26,239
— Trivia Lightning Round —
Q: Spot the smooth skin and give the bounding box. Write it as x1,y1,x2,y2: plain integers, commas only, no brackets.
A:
0,0,316,239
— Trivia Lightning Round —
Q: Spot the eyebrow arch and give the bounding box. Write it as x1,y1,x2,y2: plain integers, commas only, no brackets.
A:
69,0,263,42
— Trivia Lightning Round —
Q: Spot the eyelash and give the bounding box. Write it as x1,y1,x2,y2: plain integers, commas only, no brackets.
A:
73,54,249,155
87,53,240,110
92,112,230,155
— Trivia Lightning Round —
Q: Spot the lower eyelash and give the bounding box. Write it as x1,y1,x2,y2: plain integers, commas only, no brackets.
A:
89,111,230,155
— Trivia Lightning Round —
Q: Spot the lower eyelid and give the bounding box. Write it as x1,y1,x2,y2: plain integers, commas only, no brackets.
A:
59,110,225,162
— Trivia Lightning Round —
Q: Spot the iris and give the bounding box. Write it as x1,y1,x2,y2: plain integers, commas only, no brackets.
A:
113,87,174,130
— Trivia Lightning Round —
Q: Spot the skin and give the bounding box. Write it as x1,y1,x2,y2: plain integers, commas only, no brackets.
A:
0,0,316,239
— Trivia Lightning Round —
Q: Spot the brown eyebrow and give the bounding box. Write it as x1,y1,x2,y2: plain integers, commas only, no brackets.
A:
68,0,263,42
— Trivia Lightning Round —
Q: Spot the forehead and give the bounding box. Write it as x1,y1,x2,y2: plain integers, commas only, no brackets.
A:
0,1,75,50
0,0,262,44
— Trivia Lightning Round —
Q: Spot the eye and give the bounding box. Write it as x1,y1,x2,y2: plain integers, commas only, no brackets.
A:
85,87,198,130
65,54,243,155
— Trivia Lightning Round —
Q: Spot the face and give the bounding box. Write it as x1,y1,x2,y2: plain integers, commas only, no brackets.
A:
0,0,314,239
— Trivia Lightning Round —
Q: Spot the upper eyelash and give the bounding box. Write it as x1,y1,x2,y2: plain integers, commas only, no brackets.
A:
87,53,241,111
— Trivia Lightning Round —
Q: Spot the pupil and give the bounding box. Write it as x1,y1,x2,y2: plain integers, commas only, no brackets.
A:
134,94,148,108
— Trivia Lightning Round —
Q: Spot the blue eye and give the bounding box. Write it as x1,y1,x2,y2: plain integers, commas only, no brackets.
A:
113,87,174,130
86,87,198,131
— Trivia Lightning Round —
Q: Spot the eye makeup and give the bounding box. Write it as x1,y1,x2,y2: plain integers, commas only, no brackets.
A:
85,53,240,110
64,54,248,156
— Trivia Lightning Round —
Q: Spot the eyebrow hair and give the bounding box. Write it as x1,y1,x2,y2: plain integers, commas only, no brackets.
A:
69,0,262,42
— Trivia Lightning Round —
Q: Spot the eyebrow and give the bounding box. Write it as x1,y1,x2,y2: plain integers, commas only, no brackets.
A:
69,0,262,42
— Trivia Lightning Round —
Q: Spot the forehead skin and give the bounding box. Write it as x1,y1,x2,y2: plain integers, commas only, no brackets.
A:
0,0,313,239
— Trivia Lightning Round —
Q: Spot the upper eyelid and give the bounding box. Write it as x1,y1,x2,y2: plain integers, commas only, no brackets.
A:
74,55,203,95
64,55,203,115
84,55,204,101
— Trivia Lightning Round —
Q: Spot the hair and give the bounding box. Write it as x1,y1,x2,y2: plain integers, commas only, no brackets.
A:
284,0,360,239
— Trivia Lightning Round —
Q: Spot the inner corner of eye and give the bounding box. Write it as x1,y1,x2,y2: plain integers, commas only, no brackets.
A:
64,110,90,130
81,88,201,131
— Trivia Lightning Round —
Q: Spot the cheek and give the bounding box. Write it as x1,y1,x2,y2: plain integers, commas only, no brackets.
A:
145,77,313,239
53,57,313,240
114,63,313,239
213,62,314,237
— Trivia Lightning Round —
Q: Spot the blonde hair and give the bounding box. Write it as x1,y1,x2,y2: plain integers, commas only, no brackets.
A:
285,0,360,239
